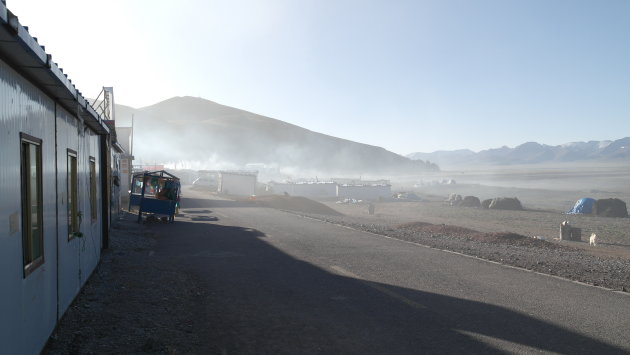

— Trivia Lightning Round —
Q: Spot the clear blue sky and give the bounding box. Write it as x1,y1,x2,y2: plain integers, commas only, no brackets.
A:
9,0,630,154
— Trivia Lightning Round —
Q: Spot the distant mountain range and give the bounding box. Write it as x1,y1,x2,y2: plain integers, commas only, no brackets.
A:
407,138,630,168
116,96,438,176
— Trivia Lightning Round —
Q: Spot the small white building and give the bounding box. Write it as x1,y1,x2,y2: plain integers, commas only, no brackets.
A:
270,181,337,198
115,126,134,192
218,171,258,196
336,184,392,201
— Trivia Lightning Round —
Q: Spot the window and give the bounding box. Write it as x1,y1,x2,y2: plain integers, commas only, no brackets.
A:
20,133,44,276
67,149,79,238
89,157,97,221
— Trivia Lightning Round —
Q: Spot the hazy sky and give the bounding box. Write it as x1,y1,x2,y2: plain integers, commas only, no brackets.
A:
8,0,630,155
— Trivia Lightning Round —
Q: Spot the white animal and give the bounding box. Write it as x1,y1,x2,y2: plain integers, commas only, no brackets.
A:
589,233,598,246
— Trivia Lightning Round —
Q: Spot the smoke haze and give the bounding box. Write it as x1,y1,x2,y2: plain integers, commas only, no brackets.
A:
118,96,438,178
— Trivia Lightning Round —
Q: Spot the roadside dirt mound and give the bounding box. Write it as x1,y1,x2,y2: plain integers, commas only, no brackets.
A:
398,222,477,237
397,222,563,249
474,232,545,247
254,195,342,216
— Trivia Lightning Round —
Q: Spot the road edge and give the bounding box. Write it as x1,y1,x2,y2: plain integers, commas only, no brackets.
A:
282,210,630,297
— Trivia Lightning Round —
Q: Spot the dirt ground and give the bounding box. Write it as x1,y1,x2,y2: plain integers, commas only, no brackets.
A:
288,209,630,293
194,186,630,292
45,162,630,352
251,195,341,216
241,164,630,292
325,199,630,259
45,186,630,354
44,213,207,355
262,193,629,292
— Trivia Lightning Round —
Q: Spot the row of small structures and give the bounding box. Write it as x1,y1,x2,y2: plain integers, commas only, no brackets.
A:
187,169,629,218
446,193,629,217
189,170,395,201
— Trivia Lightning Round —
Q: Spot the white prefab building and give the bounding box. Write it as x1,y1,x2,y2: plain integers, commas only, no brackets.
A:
115,126,134,206
0,5,118,354
336,184,392,200
218,171,257,196
270,182,337,198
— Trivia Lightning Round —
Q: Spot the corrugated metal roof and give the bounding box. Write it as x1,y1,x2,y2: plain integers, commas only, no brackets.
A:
0,6,109,135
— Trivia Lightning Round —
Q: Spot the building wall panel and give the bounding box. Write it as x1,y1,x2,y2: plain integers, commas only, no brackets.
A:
78,128,102,287
0,57,58,355
55,105,103,316
55,105,81,315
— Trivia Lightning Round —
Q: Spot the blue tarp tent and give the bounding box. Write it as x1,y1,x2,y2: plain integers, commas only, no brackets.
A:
567,198,595,214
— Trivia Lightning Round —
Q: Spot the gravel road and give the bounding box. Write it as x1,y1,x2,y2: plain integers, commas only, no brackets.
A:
45,193,630,354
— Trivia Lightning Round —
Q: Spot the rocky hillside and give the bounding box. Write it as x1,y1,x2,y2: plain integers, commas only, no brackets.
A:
120,96,438,175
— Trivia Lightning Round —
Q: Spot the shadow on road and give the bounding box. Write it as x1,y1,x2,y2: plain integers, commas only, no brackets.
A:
180,194,342,217
145,213,627,354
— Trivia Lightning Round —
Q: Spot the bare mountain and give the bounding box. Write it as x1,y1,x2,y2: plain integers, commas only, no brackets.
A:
122,96,438,175
408,138,630,168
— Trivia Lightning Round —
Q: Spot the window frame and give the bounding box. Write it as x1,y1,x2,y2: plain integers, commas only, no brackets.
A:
89,156,97,222
67,148,79,239
20,132,44,277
